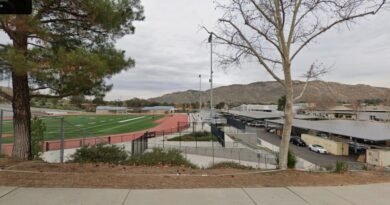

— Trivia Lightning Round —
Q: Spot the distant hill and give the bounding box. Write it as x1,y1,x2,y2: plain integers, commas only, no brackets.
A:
149,81,390,105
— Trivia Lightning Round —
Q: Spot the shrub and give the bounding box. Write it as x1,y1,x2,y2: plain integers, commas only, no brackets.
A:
127,148,197,168
209,162,254,170
71,143,128,164
362,164,368,170
335,161,348,173
31,117,46,159
287,150,297,169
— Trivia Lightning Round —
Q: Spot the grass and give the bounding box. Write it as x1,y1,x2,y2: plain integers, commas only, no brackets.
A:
168,131,218,141
2,115,163,143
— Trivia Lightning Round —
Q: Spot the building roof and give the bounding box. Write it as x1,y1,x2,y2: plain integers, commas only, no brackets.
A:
142,106,175,111
293,115,324,120
228,110,283,119
96,106,129,111
267,119,390,141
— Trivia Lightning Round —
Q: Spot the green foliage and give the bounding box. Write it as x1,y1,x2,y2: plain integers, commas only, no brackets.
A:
209,162,255,170
122,98,172,108
274,150,296,169
335,161,348,173
215,102,226,109
287,150,297,169
70,95,86,107
127,148,197,168
362,164,368,171
0,0,145,99
277,95,286,111
71,144,128,164
168,132,218,141
31,117,46,159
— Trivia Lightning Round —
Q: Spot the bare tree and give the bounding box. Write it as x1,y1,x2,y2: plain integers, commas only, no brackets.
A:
205,0,387,169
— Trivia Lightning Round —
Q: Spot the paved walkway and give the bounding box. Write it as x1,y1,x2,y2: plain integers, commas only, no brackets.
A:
0,183,389,205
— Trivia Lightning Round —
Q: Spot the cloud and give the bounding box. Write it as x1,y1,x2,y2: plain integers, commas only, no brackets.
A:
106,0,390,100
2,0,389,100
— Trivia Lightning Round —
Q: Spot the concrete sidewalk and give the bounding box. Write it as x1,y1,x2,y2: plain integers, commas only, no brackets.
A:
0,183,389,205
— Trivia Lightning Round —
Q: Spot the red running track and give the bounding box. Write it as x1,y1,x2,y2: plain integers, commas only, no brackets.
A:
0,114,189,156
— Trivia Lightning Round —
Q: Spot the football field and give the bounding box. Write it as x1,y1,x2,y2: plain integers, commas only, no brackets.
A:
1,115,163,143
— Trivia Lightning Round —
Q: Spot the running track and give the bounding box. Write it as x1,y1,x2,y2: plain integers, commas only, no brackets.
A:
0,114,189,156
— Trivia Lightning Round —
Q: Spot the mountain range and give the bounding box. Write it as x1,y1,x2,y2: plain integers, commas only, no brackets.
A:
149,81,390,105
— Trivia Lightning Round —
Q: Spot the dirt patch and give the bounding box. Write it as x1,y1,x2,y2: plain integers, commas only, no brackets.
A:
0,160,389,189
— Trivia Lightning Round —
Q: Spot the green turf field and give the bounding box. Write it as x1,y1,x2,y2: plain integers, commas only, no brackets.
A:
1,115,163,143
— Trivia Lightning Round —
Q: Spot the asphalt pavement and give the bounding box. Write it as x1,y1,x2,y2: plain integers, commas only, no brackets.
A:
253,127,364,169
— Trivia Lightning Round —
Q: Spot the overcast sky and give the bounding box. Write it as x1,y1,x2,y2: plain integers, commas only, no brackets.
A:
107,0,390,100
1,0,390,100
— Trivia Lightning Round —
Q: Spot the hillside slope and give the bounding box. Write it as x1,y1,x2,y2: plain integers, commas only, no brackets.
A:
149,81,390,105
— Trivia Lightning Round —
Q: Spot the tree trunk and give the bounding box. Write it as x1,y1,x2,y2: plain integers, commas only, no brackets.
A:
11,28,32,160
11,71,32,160
279,64,294,169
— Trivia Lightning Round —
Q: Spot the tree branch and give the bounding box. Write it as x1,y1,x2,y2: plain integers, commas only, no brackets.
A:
214,20,285,87
294,63,328,102
291,1,386,61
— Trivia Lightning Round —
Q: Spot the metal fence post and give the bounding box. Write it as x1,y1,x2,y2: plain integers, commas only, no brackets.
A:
0,109,3,155
195,130,198,149
60,117,65,163
212,134,215,166
162,131,165,149
179,129,182,149
238,148,241,164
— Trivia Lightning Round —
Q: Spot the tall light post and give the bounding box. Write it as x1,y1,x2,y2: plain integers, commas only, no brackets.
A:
208,33,215,166
199,74,202,111
208,33,214,118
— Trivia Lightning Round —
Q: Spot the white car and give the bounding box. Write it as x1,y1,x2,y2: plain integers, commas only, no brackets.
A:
308,144,328,154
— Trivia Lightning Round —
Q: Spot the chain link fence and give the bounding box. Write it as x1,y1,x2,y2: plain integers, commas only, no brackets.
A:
146,122,277,169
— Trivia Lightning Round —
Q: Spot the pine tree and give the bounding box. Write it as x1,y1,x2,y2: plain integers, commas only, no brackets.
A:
0,0,144,160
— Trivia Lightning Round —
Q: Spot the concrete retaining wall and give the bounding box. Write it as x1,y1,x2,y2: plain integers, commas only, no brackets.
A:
366,149,390,167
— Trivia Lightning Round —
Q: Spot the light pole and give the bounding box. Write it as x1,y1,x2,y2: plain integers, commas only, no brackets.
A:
208,33,215,166
208,33,214,118
199,74,202,111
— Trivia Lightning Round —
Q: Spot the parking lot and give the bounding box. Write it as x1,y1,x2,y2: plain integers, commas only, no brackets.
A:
254,127,364,169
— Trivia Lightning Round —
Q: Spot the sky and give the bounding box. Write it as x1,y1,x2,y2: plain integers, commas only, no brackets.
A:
107,0,390,100
1,0,390,100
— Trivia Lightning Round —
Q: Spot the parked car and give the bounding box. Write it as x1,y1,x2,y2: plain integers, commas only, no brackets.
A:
290,137,307,147
308,144,328,154
267,128,276,133
252,121,265,127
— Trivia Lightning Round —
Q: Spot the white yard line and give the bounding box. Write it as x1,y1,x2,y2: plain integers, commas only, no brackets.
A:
118,116,145,123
